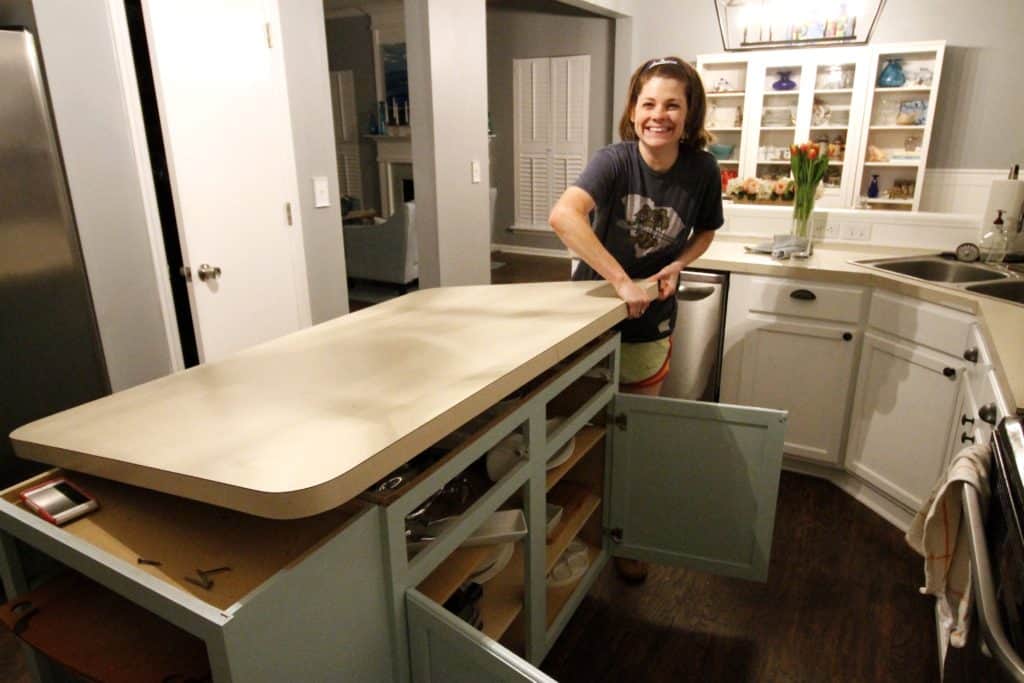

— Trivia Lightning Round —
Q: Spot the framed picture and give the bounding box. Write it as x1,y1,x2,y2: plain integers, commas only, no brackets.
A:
714,0,886,51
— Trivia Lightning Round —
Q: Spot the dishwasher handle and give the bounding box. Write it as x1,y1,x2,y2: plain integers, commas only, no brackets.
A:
676,284,717,301
963,484,1024,682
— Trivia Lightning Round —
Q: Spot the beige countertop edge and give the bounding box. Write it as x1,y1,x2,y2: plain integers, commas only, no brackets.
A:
694,238,1023,414
10,304,628,520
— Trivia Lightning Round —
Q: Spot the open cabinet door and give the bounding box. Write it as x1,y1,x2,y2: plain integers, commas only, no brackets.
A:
609,394,786,582
406,591,555,683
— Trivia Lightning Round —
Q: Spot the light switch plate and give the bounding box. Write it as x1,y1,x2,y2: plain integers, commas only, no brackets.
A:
840,222,872,241
471,160,481,184
313,176,330,208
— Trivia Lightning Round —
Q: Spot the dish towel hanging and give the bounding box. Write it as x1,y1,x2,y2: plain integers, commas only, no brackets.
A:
906,442,992,648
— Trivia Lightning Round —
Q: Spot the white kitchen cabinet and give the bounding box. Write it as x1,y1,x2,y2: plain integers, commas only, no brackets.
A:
844,290,974,512
722,274,865,466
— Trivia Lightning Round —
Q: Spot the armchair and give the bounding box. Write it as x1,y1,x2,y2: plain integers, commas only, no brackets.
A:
342,201,417,286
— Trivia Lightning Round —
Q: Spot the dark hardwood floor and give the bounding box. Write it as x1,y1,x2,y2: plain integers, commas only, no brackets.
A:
0,253,940,681
541,471,939,682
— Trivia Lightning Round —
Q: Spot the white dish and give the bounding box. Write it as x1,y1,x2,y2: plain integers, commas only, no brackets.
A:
546,437,576,471
486,418,573,481
468,542,514,584
462,509,527,547
547,539,590,588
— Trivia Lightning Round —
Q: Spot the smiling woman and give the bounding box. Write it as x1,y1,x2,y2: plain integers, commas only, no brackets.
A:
547,55,725,580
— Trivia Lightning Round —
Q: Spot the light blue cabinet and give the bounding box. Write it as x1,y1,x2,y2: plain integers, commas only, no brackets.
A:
607,394,786,582
404,334,787,682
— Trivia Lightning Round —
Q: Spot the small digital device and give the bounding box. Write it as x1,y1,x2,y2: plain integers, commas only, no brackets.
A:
20,478,98,525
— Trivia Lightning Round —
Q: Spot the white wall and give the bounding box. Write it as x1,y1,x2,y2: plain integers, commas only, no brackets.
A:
278,0,349,323
406,0,492,287
29,0,178,390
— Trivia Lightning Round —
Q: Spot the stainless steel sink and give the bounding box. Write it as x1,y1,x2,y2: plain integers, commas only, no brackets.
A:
865,256,1008,283
966,280,1024,304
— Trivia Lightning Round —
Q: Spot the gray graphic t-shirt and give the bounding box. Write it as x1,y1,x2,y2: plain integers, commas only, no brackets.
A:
572,141,723,342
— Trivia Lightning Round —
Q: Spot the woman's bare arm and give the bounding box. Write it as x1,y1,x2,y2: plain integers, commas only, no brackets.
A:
648,229,716,300
549,187,652,318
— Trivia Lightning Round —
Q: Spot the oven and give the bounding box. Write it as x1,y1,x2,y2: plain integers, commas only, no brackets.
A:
949,416,1024,682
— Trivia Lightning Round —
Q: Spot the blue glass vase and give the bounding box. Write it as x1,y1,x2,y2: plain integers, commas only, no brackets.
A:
867,174,880,198
877,59,905,88
772,71,797,91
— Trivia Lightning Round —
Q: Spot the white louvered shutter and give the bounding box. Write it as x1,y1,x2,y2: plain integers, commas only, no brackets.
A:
514,58,552,227
513,56,589,230
550,56,589,204
330,70,363,202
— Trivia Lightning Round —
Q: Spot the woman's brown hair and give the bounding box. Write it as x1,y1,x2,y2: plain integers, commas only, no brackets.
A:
617,57,711,150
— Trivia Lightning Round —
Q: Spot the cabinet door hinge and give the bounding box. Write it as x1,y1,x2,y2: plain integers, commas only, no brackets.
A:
614,413,627,431
178,265,192,282
608,528,623,544
285,202,293,226
265,22,273,48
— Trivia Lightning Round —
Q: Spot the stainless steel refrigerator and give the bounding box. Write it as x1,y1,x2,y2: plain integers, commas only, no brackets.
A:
0,27,109,488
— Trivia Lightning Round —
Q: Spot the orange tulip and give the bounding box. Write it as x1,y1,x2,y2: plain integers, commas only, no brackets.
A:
807,145,819,160
790,143,799,156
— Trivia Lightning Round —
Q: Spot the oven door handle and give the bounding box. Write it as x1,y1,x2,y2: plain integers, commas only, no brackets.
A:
963,484,1024,682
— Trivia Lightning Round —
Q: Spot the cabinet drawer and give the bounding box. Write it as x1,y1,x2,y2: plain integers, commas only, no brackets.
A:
741,277,866,323
868,290,974,357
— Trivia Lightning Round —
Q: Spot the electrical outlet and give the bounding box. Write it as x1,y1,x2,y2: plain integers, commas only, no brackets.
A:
840,223,872,241
822,222,840,239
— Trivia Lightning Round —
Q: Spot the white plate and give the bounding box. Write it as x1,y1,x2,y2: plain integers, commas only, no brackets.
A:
546,437,576,471
469,542,514,584
547,539,590,588
486,418,574,481
546,503,564,540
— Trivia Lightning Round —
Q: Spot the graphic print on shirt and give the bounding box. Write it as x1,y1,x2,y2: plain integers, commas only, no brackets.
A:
618,194,686,258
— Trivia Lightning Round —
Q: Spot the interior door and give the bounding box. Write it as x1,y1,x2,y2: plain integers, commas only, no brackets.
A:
143,0,310,363
406,591,554,683
608,394,786,582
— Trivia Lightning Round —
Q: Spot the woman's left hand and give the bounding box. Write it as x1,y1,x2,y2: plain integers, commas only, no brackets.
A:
648,261,684,301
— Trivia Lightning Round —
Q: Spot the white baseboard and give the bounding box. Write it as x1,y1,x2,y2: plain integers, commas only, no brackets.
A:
491,243,570,259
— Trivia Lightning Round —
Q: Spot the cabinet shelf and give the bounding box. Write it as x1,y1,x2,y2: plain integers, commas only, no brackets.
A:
707,91,745,98
763,90,798,96
860,197,913,205
546,541,601,627
717,159,739,164
418,544,499,605
546,425,604,492
545,483,601,574
760,126,795,130
810,126,851,131
863,161,920,167
478,543,525,641
869,125,926,131
872,86,932,94
707,126,743,132
814,88,854,95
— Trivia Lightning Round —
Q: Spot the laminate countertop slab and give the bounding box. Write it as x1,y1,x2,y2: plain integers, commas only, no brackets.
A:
10,281,636,519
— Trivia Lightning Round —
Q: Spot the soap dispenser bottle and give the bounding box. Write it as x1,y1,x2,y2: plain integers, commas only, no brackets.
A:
981,209,1008,264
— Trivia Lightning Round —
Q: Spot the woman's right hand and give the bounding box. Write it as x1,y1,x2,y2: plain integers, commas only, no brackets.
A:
614,279,651,319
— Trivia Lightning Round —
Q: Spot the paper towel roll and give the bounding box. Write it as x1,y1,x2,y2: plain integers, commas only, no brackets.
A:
982,179,1024,229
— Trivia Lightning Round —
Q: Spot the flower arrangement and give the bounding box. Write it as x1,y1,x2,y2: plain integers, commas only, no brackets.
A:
726,176,795,203
789,142,830,246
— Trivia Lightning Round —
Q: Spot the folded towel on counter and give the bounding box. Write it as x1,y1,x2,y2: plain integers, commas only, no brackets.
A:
906,442,992,648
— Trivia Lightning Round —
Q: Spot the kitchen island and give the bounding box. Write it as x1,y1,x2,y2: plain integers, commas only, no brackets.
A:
0,279,787,682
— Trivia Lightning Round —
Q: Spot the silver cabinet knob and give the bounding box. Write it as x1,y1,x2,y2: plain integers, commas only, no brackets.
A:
197,264,222,282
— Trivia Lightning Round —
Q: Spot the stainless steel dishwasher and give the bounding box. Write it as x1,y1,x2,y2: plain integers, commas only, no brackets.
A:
660,269,728,402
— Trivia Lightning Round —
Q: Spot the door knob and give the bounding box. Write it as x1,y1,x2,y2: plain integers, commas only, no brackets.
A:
963,347,979,363
197,264,222,282
978,403,998,425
